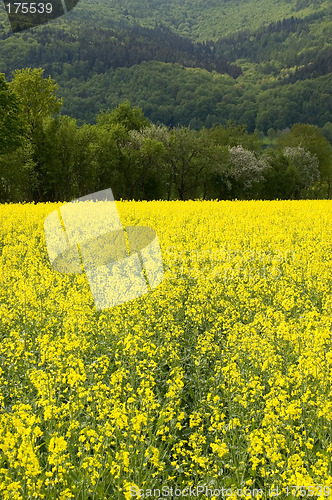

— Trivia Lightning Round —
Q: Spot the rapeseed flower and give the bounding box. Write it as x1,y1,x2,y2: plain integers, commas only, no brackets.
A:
0,200,331,498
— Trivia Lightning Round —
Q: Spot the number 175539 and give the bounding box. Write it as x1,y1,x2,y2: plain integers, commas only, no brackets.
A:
6,3,53,14
286,485,331,496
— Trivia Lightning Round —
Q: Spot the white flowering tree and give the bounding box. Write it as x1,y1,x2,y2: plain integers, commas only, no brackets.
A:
226,145,267,198
283,146,320,195
262,145,320,199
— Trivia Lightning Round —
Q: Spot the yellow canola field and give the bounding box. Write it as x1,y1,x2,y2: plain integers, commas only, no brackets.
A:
0,200,331,500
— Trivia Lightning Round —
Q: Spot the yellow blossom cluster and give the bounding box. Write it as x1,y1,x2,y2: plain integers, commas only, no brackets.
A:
0,200,331,499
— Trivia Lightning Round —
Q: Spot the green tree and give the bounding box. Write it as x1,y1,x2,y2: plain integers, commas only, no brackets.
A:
97,101,150,132
10,68,63,138
10,68,63,201
88,122,126,199
166,127,217,200
0,73,31,202
261,146,319,200
39,116,81,201
94,122,167,200
209,122,263,152
321,122,332,145
283,146,320,198
261,149,298,200
72,123,102,198
202,145,229,200
121,128,166,199
225,145,267,199
0,146,35,203
278,124,332,198
0,73,25,155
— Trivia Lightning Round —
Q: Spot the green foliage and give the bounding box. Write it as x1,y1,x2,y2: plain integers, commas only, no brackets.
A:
214,10,330,67
278,123,332,197
8,68,63,201
105,0,325,40
55,61,331,134
39,115,82,201
0,65,332,201
1,66,331,203
255,75,331,133
0,145,34,202
10,68,63,135
97,101,151,132
208,123,263,152
0,73,25,154
261,149,300,199
0,73,29,201
321,122,332,145
0,0,330,135
163,126,215,200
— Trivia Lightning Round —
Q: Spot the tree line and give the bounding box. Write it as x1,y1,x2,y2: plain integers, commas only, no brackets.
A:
1,68,331,203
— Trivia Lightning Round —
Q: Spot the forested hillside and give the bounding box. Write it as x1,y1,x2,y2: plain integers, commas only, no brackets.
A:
1,70,331,203
0,0,331,132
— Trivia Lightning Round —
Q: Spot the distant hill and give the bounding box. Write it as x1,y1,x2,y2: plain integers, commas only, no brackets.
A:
0,23,242,78
62,0,328,41
0,0,330,132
